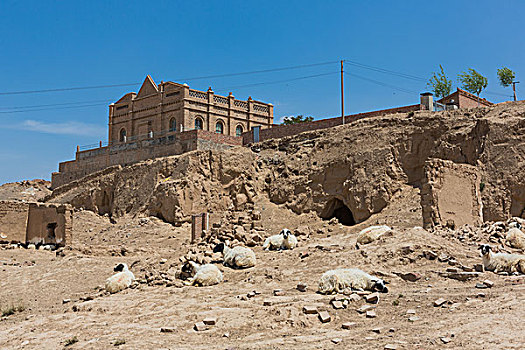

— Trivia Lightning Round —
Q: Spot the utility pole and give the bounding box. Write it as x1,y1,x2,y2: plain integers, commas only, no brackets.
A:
512,81,520,101
341,60,345,125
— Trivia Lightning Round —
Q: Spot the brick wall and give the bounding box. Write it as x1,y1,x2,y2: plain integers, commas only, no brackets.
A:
242,104,420,144
52,129,242,189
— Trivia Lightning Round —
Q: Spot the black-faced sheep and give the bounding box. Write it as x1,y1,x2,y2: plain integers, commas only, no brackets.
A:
281,229,298,250
181,261,223,286
213,243,256,268
318,268,388,294
480,244,525,274
105,263,135,294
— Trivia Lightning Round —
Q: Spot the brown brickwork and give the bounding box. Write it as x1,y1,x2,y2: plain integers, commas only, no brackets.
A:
242,104,420,144
438,88,493,109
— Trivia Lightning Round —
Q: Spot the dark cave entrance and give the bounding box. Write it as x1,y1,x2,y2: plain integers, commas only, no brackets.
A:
321,198,356,226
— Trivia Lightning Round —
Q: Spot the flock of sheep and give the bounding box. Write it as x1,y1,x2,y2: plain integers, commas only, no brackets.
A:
104,226,525,296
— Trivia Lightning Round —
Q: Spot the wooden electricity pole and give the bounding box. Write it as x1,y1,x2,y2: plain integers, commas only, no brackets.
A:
512,81,520,101
341,60,345,125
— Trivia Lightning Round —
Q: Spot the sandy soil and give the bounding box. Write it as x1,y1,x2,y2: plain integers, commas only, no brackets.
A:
1,186,524,350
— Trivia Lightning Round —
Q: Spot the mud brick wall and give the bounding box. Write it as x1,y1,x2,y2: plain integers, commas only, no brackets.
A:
421,159,483,229
0,201,30,243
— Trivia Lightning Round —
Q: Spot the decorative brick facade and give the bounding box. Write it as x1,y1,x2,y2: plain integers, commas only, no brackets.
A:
110,75,273,143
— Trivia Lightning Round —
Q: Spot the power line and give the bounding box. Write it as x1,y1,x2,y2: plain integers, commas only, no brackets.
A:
0,60,339,96
0,72,338,114
0,102,108,114
0,99,111,111
215,71,338,93
344,60,426,82
345,72,420,95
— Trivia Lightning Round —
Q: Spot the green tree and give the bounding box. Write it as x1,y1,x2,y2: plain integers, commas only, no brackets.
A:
282,115,314,125
497,67,515,87
427,65,452,98
458,68,488,104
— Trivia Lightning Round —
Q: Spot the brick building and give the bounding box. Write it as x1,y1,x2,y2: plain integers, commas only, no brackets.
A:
110,75,274,142
437,88,494,109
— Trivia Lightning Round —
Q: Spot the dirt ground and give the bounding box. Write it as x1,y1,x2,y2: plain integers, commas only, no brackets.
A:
1,186,524,350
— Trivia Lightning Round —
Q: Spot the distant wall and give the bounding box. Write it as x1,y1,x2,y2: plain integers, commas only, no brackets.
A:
52,129,242,189
0,201,73,246
0,201,29,243
242,104,420,144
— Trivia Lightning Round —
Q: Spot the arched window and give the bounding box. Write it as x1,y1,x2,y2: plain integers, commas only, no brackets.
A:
235,125,243,137
215,120,224,134
169,118,176,132
194,117,203,130
119,128,127,142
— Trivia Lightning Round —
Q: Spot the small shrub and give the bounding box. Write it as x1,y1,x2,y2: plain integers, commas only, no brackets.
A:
114,339,126,346
407,111,415,118
1,302,25,317
392,299,399,306
64,336,79,347
398,293,404,298
480,182,485,192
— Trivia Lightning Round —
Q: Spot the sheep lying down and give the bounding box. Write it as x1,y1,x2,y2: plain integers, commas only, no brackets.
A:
318,268,388,294
181,261,223,287
480,244,525,274
105,263,135,294
214,243,256,268
263,229,298,251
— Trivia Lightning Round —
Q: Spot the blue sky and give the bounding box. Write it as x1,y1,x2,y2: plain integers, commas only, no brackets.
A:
0,0,523,184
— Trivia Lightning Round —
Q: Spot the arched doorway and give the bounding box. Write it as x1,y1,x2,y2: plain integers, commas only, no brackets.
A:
119,128,127,142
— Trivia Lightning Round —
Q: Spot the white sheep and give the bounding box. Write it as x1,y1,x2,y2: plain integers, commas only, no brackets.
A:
281,229,298,250
318,268,388,294
262,233,284,250
506,227,525,250
105,263,135,294
356,225,392,244
480,244,525,274
181,261,223,287
213,243,256,268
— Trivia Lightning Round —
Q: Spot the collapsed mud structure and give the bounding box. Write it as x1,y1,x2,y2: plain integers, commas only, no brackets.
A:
46,101,525,228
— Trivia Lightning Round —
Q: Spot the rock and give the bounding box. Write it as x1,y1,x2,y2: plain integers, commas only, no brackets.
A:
357,305,375,314
273,289,285,296
438,253,449,262
388,328,395,333
331,338,342,344
366,310,377,318
194,322,208,331
434,298,447,307
296,283,307,292
475,283,488,289
247,292,256,298
160,327,175,333
251,211,261,221
203,317,216,326
423,250,438,260
303,305,318,314
348,294,361,302
446,267,459,273
483,279,494,288
442,271,481,281
299,251,309,259
251,233,263,243
357,225,392,244
440,337,452,344
476,292,486,298
406,309,416,315
448,259,458,266
408,316,420,322
365,293,379,304
62,299,71,304
384,344,398,350
295,225,310,236
372,327,381,333
331,300,344,309
395,272,422,282
355,290,371,296
263,299,273,306
506,227,525,249
474,264,484,272
342,322,356,329
318,311,331,323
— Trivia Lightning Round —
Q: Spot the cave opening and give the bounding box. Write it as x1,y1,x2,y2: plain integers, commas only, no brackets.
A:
322,198,356,226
